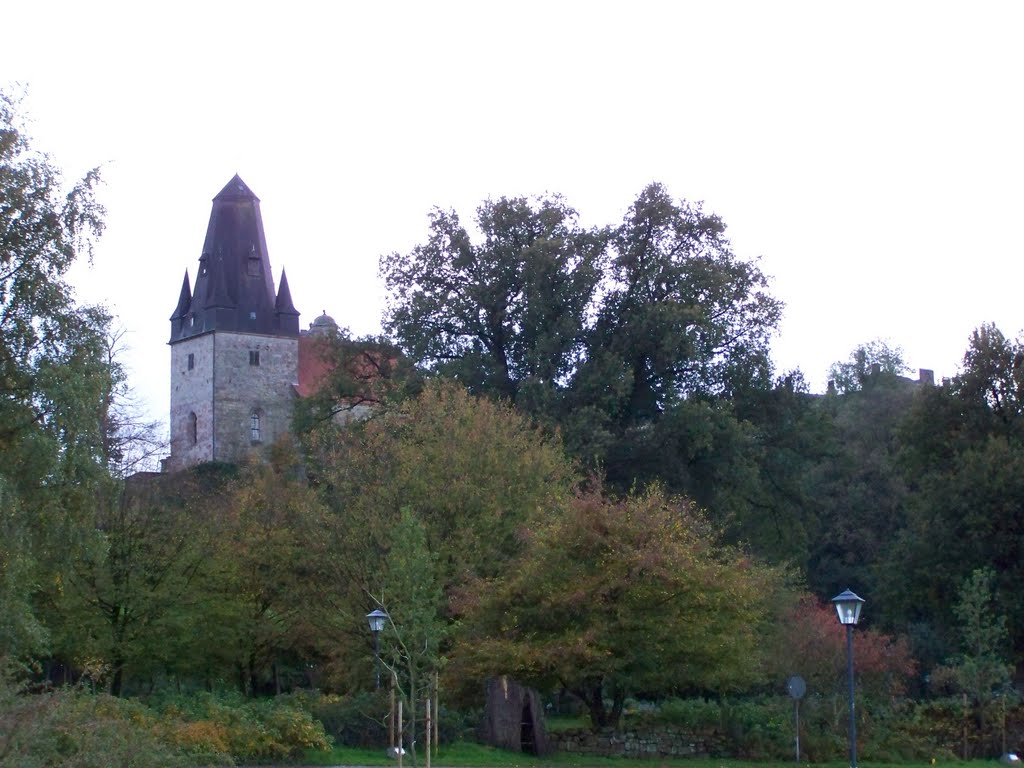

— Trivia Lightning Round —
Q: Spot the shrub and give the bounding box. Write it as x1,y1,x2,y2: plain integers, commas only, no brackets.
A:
310,690,475,750
0,685,191,768
151,691,331,761
312,690,390,747
656,697,723,730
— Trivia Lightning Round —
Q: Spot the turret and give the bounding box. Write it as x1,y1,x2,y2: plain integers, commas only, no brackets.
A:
275,269,300,335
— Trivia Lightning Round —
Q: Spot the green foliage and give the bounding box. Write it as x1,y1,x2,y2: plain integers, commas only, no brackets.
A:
306,379,576,641
932,569,1013,710
590,183,781,408
382,194,607,404
176,694,331,761
0,480,49,660
0,89,121,679
292,331,420,434
451,486,788,729
652,695,956,763
54,473,218,695
0,668,190,768
828,339,909,394
310,690,390,747
373,507,447,763
886,325,1024,668
805,365,915,599
382,184,782,503
196,455,341,695
655,697,725,730
725,375,835,567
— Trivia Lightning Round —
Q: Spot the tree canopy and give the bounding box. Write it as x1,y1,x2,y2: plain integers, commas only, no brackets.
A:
0,90,117,665
827,339,909,394
381,195,605,403
449,486,787,728
382,184,783,505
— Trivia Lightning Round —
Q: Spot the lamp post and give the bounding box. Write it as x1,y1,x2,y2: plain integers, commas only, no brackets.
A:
366,608,388,690
832,589,865,768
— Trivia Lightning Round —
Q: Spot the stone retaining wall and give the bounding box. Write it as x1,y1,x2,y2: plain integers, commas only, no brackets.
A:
552,726,720,758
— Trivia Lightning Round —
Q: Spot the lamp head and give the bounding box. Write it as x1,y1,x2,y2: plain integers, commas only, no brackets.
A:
831,589,865,625
366,608,389,633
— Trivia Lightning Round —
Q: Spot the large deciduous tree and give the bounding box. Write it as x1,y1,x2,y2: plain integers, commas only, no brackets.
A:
883,325,1024,669
827,339,909,394
304,379,578,692
373,508,447,764
306,379,577,593
380,184,783,505
584,183,781,416
56,470,221,695
207,453,340,695
0,90,115,664
449,486,786,729
381,196,606,405
0,91,108,478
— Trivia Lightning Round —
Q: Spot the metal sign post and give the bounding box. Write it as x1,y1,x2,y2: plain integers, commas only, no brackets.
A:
787,676,807,763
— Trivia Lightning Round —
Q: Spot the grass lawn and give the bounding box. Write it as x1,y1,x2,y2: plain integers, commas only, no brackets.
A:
300,742,1003,768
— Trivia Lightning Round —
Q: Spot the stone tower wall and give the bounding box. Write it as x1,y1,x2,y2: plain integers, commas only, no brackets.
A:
166,331,297,471
168,334,215,471
211,331,298,464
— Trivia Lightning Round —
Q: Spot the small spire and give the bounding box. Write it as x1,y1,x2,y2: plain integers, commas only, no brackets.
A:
170,270,192,320
275,269,299,316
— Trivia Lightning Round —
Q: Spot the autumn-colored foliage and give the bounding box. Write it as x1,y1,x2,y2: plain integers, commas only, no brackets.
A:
450,485,788,728
769,595,917,700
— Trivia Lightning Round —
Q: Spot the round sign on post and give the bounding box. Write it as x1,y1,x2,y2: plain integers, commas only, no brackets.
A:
787,675,806,700
786,676,806,763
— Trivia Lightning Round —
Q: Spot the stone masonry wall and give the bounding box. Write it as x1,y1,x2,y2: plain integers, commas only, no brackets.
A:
212,332,298,464
167,333,215,471
552,726,718,759
166,331,297,472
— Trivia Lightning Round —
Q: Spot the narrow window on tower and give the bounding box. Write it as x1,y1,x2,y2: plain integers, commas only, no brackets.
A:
189,412,198,446
251,411,261,443
247,244,261,276
187,353,195,371
249,350,260,366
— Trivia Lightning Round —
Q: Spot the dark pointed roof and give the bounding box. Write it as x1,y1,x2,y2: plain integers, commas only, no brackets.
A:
170,175,300,342
275,269,299,335
275,269,298,316
170,271,192,321
214,173,259,202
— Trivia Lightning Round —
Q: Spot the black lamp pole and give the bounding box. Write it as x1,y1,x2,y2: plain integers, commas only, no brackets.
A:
845,621,856,767
366,609,388,690
832,589,865,768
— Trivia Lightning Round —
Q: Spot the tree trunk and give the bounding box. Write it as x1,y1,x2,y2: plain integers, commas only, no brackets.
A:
574,681,611,729
608,687,626,728
478,677,551,755
407,660,418,768
110,658,124,697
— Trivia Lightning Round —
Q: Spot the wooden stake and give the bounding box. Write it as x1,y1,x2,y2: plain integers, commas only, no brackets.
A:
398,699,404,768
963,692,968,760
390,672,396,752
426,698,432,768
433,671,439,757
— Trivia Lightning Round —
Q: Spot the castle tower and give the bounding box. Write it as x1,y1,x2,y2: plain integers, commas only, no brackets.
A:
165,175,300,471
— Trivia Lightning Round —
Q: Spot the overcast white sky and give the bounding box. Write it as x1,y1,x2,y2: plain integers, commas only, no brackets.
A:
4,2,1023,434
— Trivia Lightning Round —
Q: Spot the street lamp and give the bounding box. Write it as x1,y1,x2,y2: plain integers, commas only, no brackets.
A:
366,608,388,690
832,589,865,768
